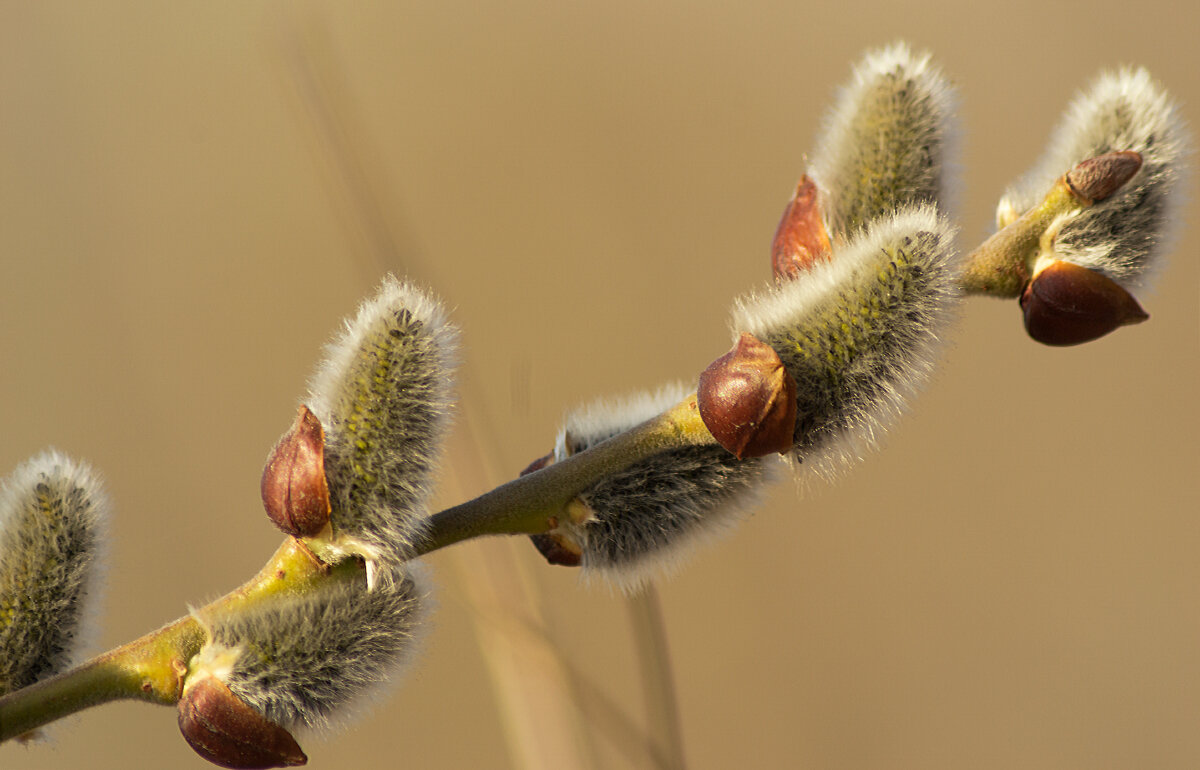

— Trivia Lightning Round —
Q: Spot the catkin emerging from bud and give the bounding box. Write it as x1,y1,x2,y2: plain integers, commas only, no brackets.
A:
0,451,108,695
809,42,958,238
731,206,959,479
544,384,777,591
192,565,430,732
305,277,457,567
998,68,1188,286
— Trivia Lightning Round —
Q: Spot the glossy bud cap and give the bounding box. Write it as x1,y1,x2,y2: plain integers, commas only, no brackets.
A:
698,333,798,459
178,675,307,769
771,176,833,281
261,406,331,538
1065,150,1143,203
1021,259,1149,346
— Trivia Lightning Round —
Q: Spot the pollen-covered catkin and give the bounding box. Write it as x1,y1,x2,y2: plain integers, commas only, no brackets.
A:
192,565,430,732
809,42,958,238
550,384,778,591
0,451,108,695
732,205,959,479
998,68,1187,286
305,277,457,567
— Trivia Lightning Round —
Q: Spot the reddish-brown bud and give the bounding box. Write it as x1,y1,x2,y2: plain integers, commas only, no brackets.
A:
261,406,331,537
529,530,583,567
523,455,584,566
178,676,307,769
697,333,798,459
1065,150,1143,203
519,451,555,477
1021,259,1149,346
771,175,833,281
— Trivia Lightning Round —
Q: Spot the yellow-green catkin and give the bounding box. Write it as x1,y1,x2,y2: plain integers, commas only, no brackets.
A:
809,42,958,239
0,451,108,695
188,565,429,732
732,206,959,479
305,277,457,573
549,383,778,592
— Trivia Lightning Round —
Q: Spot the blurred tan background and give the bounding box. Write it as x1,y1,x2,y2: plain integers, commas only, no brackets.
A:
2,2,1197,768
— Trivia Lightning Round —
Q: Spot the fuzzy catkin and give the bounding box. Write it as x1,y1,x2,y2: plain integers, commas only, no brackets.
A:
554,384,777,591
999,68,1188,286
732,205,959,479
306,277,457,566
0,451,108,695
198,566,430,731
809,42,958,239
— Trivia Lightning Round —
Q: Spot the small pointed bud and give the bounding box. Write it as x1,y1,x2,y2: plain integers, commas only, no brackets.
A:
698,333,798,460
178,675,307,769
261,406,331,538
772,176,833,280
1065,150,1143,203
1020,259,1149,346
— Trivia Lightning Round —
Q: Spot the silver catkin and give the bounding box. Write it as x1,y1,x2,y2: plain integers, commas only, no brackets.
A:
306,276,457,567
998,68,1188,286
809,42,959,239
732,205,959,480
0,451,108,695
553,384,778,592
196,564,430,732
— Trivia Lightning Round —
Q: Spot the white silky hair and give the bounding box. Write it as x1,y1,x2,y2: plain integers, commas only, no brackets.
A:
304,276,458,570
732,205,960,482
197,562,432,733
809,41,960,239
552,383,780,594
0,450,109,696
998,68,1189,287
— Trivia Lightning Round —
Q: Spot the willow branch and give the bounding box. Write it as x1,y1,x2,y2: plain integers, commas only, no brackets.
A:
0,539,359,742
415,394,715,556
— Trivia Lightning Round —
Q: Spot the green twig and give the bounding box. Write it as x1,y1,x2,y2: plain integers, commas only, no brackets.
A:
415,394,715,556
0,538,354,742
0,395,715,742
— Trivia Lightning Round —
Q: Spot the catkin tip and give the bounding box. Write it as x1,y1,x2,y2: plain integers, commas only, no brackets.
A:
303,276,459,567
809,42,960,238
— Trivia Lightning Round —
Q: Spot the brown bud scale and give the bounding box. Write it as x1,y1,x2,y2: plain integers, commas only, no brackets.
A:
771,175,833,281
178,676,307,769
529,531,583,567
697,333,798,459
261,406,331,538
1065,150,1143,203
1021,259,1149,346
